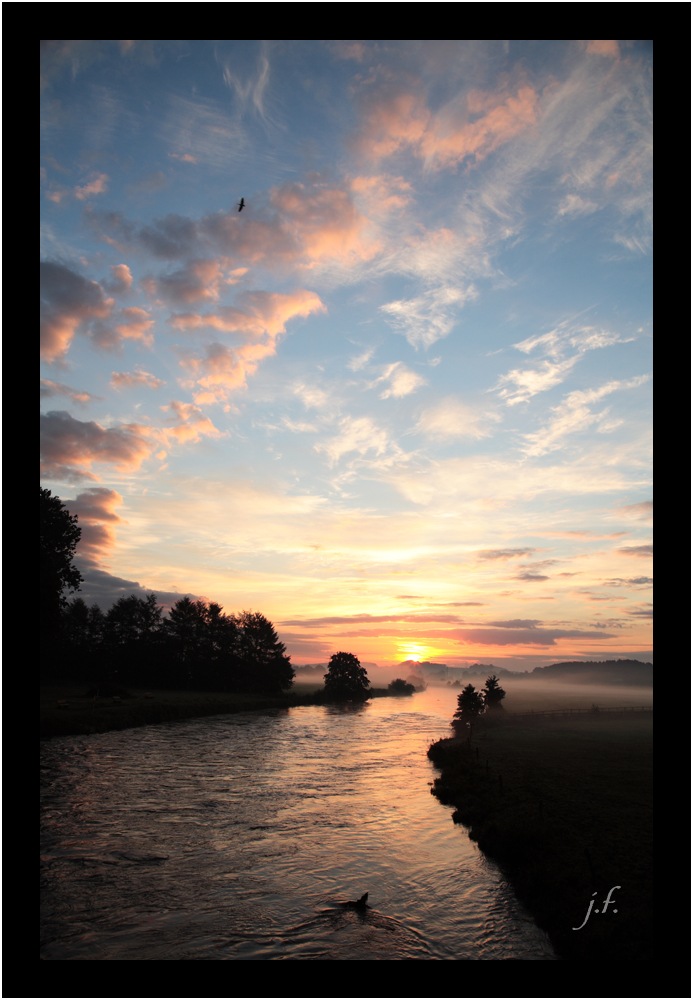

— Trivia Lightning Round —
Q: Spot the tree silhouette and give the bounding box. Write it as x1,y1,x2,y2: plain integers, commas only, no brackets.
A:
324,652,370,702
233,610,294,693
40,488,82,647
453,683,485,727
483,673,506,710
387,678,415,696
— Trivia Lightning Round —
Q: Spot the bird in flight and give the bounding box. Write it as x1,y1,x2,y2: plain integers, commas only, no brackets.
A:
237,197,245,212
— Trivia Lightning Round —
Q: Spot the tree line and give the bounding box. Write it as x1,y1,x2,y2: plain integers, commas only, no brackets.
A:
40,488,293,694
41,488,417,702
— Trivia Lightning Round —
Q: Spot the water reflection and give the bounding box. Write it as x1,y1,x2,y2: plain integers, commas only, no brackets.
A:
41,689,555,960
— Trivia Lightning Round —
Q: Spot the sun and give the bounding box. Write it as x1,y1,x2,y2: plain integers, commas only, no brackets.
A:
398,642,429,663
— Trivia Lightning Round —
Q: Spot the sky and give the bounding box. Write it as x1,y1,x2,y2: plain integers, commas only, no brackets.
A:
40,40,652,672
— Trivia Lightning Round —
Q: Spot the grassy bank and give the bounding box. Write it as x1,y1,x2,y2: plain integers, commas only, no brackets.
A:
40,684,326,740
40,682,402,739
428,710,652,961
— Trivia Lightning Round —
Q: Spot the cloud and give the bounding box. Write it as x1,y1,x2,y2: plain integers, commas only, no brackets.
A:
420,85,539,171
617,500,652,521
373,362,426,399
114,307,155,345
488,619,542,628
40,410,154,481
496,320,642,408
110,368,165,390
161,401,223,445
557,193,598,217
68,487,124,566
355,79,539,171
159,93,248,171
453,626,612,646
316,416,396,466
40,379,96,405
616,544,653,557
521,375,650,457
40,261,114,362
169,152,198,164
584,40,620,59
477,548,535,560
496,357,578,406
92,176,380,277
154,259,225,305
105,263,133,293
269,179,381,271
381,285,475,350
415,397,500,440
175,290,326,403
515,572,550,582
75,172,109,200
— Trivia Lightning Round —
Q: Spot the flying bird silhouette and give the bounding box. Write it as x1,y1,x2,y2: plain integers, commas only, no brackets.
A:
237,197,245,212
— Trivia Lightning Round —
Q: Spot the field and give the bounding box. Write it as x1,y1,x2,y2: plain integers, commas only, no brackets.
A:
428,703,652,961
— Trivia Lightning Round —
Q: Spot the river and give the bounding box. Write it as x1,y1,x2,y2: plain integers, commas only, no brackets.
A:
40,687,556,960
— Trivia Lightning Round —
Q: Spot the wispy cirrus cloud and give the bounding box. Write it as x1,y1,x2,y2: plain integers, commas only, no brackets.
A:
496,321,638,407
381,285,475,350
521,375,650,457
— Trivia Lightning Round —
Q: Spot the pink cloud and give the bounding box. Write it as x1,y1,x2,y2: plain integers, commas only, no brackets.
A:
110,368,165,390
169,151,198,164
175,289,326,402
161,400,222,444
422,86,538,169
584,40,620,59
107,264,133,293
269,181,381,266
40,410,154,481
68,487,124,566
114,307,155,345
40,261,114,362
355,82,538,170
40,379,95,405
75,172,109,200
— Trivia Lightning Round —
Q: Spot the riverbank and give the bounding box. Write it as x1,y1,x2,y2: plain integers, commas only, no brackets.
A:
428,710,652,961
40,682,400,739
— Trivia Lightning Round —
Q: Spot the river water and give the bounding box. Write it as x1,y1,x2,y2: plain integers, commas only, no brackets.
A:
40,687,555,960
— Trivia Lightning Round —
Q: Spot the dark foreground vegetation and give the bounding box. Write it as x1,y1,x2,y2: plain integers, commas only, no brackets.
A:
428,709,652,961
40,681,407,740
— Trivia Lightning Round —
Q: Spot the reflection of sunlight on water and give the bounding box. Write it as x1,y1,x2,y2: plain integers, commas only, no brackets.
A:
40,689,555,960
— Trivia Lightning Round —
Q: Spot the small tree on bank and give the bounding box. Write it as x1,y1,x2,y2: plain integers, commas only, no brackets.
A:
324,652,370,702
387,678,416,696
453,683,485,730
483,673,506,710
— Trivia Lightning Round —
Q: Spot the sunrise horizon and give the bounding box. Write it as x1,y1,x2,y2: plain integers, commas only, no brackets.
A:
41,41,652,675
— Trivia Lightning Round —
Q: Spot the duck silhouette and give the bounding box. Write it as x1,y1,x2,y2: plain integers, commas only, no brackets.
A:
342,892,369,910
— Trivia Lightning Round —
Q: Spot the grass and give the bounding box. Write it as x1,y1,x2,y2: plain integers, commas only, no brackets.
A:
39,683,327,740
39,681,400,739
428,709,652,960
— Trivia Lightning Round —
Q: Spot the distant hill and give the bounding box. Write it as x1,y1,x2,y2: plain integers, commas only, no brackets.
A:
529,659,653,686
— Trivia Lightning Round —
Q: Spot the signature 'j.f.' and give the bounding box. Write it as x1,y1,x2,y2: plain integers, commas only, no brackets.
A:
573,886,621,930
